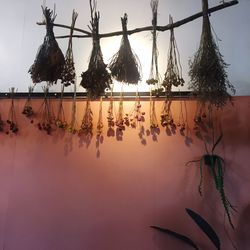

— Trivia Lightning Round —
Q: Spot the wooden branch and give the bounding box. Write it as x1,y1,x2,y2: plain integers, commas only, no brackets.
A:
37,21,92,35
53,0,238,39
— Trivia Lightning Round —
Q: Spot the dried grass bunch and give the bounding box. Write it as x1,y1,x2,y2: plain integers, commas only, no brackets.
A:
162,16,184,96
29,6,65,84
80,1,112,97
61,10,78,87
109,14,141,84
188,2,235,108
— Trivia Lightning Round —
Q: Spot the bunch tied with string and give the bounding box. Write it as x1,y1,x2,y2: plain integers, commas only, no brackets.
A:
109,14,141,84
80,0,112,98
162,16,184,96
188,1,235,108
29,6,65,84
61,10,78,87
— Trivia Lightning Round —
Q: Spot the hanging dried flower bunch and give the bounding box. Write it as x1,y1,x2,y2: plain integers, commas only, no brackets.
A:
115,91,126,131
107,91,115,136
79,99,93,136
96,97,104,136
188,1,235,108
160,99,176,131
37,86,54,135
149,92,158,129
29,6,65,84
55,85,67,129
61,10,78,87
146,0,163,96
126,92,145,128
22,86,34,123
67,83,78,134
109,13,141,84
0,114,4,132
6,88,18,134
177,99,186,133
162,16,184,96
80,1,112,97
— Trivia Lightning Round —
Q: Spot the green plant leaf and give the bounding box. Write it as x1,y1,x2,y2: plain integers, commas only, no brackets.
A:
185,208,220,250
150,225,199,250
212,133,223,154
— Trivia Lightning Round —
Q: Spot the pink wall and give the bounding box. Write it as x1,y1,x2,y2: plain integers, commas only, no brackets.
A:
0,96,249,250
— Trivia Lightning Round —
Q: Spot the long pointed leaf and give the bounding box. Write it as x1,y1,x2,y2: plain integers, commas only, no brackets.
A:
185,208,220,250
150,225,199,250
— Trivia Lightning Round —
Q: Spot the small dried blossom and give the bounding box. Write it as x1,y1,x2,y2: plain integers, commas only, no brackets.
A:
79,99,93,136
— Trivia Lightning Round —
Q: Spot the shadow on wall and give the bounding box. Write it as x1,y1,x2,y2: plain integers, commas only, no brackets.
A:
237,204,250,250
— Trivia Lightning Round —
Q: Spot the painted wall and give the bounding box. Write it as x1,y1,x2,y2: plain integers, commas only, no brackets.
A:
0,97,249,250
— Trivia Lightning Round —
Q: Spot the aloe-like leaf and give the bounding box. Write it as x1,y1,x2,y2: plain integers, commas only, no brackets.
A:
212,133,223,154
150,226,199,250
186,208,220,250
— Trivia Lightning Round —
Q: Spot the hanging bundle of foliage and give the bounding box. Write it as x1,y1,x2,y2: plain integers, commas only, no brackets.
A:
149,92,158,129
96,97,104,136
29,6,65,84
188,1,235,108
37,86,54,135
125,92,145,128
107,91,115,135
160,99,176,131
162,16,184,96
80,1,112,97
55,85,67,130
61,10,78,87
22,86,35,123
0,114,4,132
177,99,186,133
79,99,93,136
6,88,18,134
115,91,125,131
109,13,141,84
67,82,78,134
146,0,163,96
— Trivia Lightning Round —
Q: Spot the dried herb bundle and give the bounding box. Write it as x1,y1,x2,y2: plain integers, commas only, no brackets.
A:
115,91,125,131
37,86,54,134
146,0,163,96
188,1,235,108
0,114,4,132
177,100,186,133
6,88,18,134
55,85,67,129
125,93,145,128
79,99,93,136
29,6,65,84
80,1,112,97
67,82,78,134
109,14,141,84
149,92,158,129
61,10,78,87
162,16,184,96
96,97,103,136
160,99,176,131
22,86,34,123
